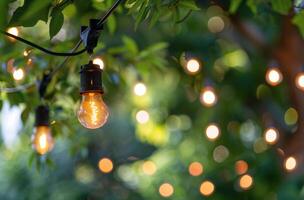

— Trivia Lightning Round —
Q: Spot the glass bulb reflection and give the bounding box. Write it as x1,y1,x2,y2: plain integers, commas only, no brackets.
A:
77,93,109,129
32,126,54,155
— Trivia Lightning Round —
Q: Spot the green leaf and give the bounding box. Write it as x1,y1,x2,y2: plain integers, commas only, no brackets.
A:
49,8,64,39
9,0,52,27
0,0,10,29
106,15,116,34
229,0,243,14
271,0,292,15
292,11,304,37
122,36,138,55
178,0,200,11
247,0,258,14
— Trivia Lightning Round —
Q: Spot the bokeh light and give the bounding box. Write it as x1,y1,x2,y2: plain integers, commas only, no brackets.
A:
188,162,203,176
13,68,25,81
284,107,298,125
235,160,248,175
7,27,19,42
208,16,225,33
159,183,174,198
185,58,201,75
264,127,279,145
205,124,220,140
98,158,113,173
142,161,157,175
136,110,150,124
200,87,217,107
265,68,283,86
284,156,297,171
295,72,304,91
239,174,253,190
200,181,215,196
213,145,229,163
133,82,147,96
93,57,105,69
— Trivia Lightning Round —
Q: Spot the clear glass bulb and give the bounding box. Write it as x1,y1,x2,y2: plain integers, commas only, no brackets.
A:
32,126,54,155
77,92,109,129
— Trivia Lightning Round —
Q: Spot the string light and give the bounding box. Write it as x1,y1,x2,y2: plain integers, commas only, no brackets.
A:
142,161,157,175
93,57,105,69
239,174,253,190
284,156,297,171
12,68,25,81
295,72,304,91
136,110,150,124
264,127,279,144
98,158,114,173
235,160,248,175
188,162,203,176
199,181,215,196
185,58,201,75
133,82,147,96
159,183,174,198
200,87,217,107
7,27,19,42
265,67,283,86
205,123,220,140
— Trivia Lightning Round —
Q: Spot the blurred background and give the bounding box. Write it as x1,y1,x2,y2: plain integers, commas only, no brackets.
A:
1,0,304,199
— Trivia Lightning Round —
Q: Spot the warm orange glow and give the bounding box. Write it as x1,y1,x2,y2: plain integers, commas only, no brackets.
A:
235,160,248,175
264,128,279,144
142,161,157,175
265,68,283,86
239,174,253,190
93,57,105,69
98,158,113,173
188,162,203,176
185,59,201,75
32,126,54,155
284,156,297,171
205,124,220,140
13,68,24,81
77,93,109,129
295,73,304,91
200,87,217,107
200,181,215,196
159,183,174,198
7,27,19,42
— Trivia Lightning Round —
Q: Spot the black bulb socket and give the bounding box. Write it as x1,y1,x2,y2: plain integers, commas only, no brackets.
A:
80,61,104,94
35,105,50,127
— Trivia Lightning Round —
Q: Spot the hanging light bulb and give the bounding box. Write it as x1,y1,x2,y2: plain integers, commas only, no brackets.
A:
185,58,201,75
32,105,54,155
7,27,19,42
200,86,217,107
265,67,283,86
77,61,109,129
295,72,304,91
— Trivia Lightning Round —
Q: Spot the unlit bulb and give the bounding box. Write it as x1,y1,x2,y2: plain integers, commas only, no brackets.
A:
32,126,54,155
77,93,109,129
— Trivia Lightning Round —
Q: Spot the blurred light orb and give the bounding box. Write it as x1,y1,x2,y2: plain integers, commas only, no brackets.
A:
159,183,174,198
265,68,282,86
295,73,304,91
264,128,279,144
200,87,217,107
185,59,200,75
235,160,248,175
284,156,297,171
284,107,298,125
142,161,157,175
188,162,204,176
213,145,229,163
7,27,19,41
239,174,253,190
136,110,150,124
13,68,24,81
208,16,225,33
23,50,30,57
205,124,220,140
98,158,113,173
93,57,104,69
133,82,147,96
200,181,215,196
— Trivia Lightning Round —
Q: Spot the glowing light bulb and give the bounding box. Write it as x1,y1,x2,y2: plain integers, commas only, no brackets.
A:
205,124,220,140
133,82,147,96
7,27,19,42
265,68,283,86
136,110,149,124
12,68,24,80
142,161,157,175
159,183,174,198
32,126,54,155
200,87,217,107
200,181,215,196
77,93,109,129
188,162,203,176
264,127,279,144
239,174,253,190
295,72,304,91
185,59,201,75
98,158,113,173
93,57,104,69
284,156,297,171
235,160,248,175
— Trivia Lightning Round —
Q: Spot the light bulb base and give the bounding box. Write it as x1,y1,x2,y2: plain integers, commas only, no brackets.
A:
80,61,104,94
35,105,50,126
